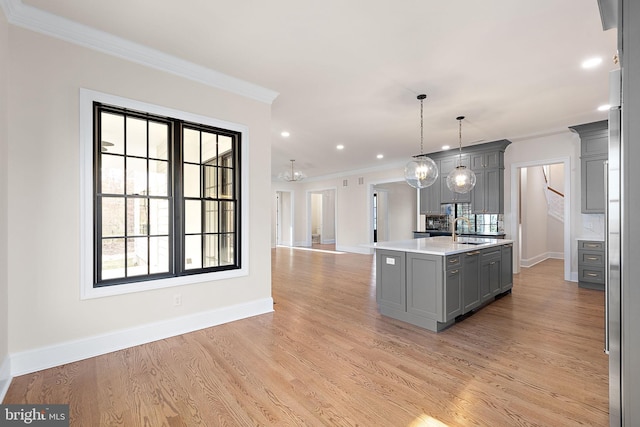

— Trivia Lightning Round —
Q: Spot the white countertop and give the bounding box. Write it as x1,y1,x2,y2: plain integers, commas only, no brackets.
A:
373,236,514,256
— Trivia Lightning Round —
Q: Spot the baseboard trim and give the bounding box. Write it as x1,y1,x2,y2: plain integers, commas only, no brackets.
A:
9,297,273,377
547,251,565,260
0,354,11,402
336,245,372,255
520,252,562,268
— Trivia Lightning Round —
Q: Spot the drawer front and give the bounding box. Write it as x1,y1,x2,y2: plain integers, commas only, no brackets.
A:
480,248,501,260
579,250,605,267
579,266,605,284
446,254,461,269
578,240,604,251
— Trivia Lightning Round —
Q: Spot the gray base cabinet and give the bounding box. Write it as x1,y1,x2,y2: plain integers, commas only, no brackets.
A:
577,240,605,290
443,254,463,320
501,243,513,292
479,247,502,302
413,232,431,238
406,253,448,322
376,250,454,332
376,250,406,312
376,243,514,332
462,250,481,312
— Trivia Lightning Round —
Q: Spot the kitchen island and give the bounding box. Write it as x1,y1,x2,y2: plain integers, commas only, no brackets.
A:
374,236,513,332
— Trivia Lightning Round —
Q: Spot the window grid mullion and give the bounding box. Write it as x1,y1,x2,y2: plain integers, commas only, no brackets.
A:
94,105,240,287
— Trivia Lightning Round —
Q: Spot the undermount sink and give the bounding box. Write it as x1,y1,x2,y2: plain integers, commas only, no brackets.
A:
455,237,492,245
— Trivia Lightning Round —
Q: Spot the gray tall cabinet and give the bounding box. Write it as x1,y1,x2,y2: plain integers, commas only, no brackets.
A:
419,139,511,215
569,120,608,214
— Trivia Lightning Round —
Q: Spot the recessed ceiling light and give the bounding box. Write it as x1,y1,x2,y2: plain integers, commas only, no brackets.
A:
377,154,384,159
582,57,603,69
336,144,344,150
598,104,611,111
442,145,450,150
281,131,290,137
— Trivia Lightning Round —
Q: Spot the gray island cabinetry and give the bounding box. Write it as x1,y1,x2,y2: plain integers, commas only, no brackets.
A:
375,236,513,332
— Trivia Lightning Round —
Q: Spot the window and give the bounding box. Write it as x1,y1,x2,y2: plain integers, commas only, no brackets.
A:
81,89,248,298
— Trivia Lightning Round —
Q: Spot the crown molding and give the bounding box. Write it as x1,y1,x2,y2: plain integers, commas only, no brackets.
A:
0,0,279,104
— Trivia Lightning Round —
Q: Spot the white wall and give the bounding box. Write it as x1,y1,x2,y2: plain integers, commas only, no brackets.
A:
322,190,336,243
311,193,322,235
374,182,415,242
519,165,564,267
0,7,10,396
547,163,565,255
273,167,408,253
520,167,549,265
505,130,597,278
275,191,293,246
6,26,273,363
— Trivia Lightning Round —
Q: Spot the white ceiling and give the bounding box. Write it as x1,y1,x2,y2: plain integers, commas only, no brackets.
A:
23,0,618,179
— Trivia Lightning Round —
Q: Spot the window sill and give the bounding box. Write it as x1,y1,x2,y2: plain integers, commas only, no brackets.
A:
81,266,248,300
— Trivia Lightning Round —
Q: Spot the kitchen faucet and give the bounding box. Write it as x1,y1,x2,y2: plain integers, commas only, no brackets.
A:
452,217,470,242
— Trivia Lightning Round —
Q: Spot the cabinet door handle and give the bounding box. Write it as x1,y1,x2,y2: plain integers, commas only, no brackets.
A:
466,251,480,256
587,272,599,277
490,261,496,265
586,244,600,248
586,256,599,261
449,259,458,263
450,269,459,274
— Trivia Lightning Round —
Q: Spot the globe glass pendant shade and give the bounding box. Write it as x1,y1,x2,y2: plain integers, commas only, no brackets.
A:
446,165,476,193
404,155,438,189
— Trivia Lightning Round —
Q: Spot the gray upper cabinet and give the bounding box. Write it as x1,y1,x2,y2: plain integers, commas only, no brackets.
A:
418,140,511,214
569,120,608,214
471,150,501,170
419,159,441,214
471,167,502,214
440,155,471,203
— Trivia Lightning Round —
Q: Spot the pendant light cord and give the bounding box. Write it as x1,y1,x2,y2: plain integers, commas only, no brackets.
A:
457,115,465,166
420,98,424,155
417,94,427,155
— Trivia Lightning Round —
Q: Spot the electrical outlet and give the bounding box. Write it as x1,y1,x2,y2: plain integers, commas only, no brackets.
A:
173,294,182,306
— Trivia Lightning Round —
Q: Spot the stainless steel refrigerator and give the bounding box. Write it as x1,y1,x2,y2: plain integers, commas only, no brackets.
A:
606,68,622,426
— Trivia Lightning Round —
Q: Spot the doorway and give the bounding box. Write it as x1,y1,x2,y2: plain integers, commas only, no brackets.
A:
372,190,389,243
510,157,571,280
519,164,565,268
369,181,416,244
307,188,336,247
275,191,293,247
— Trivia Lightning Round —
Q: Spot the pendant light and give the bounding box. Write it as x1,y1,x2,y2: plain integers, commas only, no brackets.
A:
446,116,476,193
404,94,438,189
278,159,307,182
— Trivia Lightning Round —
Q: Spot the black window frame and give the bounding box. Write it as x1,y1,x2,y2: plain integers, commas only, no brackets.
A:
93,102,242,288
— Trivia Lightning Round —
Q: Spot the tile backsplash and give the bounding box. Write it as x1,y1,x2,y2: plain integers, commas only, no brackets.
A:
425,203,504,233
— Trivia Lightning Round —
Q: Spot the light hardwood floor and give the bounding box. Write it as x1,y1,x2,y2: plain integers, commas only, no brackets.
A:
4,249,608,426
